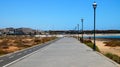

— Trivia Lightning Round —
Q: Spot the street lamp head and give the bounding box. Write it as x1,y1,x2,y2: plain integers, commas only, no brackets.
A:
81,18,84,22
93,2,97,9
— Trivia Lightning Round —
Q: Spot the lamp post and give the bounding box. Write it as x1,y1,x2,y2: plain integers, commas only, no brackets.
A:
74,26,77,37
81,18,84,42
77,24,79,40
93,2,97,51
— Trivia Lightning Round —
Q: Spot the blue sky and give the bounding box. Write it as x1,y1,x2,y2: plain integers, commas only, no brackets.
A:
0,0,120,30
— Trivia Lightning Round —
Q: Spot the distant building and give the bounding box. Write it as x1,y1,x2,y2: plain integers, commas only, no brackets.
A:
0,27,42,35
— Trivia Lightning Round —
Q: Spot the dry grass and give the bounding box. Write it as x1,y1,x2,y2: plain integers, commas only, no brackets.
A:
104,40,120,47
0,36,56,55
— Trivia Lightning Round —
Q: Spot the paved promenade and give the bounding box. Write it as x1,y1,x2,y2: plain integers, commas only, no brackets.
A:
5,37,119,67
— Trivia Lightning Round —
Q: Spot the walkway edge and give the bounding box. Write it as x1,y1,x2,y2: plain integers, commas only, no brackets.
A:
96,52,120,67
81,42,120,67
2,37,61,67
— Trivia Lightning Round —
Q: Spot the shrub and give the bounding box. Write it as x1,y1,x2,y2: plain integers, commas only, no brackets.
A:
105,53,120,64
83,39,92,44
0,39,9,49
0,36,57,55
104,40,120,47
34,38,41,43
0,49,9,55
80,38,100,52
85,42,100,52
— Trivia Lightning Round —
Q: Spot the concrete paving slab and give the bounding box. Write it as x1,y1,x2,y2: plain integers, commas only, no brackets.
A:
5,37,120,67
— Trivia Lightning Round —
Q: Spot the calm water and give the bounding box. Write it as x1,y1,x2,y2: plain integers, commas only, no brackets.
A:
95,35,120,39
85,35,120,39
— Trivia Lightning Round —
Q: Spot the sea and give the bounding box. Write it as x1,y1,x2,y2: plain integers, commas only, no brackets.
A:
84,35,120,39
95,35,120,39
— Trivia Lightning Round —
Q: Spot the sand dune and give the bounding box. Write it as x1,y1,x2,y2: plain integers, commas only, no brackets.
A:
93,40,120,56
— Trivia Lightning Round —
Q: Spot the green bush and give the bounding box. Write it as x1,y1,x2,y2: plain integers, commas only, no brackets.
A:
105,53,120,64
85,42,100,52
78,38,100,52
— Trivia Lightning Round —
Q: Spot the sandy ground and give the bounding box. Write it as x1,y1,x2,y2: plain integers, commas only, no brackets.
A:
93,40,120,56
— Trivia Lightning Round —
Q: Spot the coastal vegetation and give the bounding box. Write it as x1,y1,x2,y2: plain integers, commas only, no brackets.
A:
104,40,120,47
80,38,100,52
91,38,120,64
105,53,120,64
80,36,120,64
0,36,56,55
103,40,120,64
